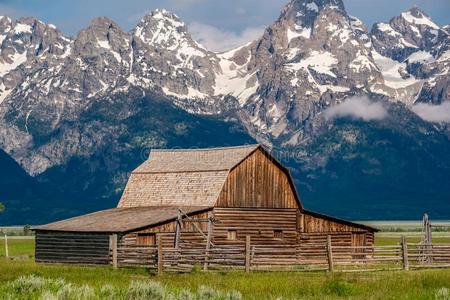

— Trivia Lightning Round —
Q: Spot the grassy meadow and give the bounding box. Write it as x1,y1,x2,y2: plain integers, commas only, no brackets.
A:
1,226,450,299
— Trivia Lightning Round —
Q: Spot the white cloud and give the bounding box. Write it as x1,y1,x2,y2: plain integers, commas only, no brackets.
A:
411,101,450,123
325,96,388,121
188,22,264,52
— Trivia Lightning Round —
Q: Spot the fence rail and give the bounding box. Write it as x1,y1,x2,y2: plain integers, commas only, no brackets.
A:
107,235,450,274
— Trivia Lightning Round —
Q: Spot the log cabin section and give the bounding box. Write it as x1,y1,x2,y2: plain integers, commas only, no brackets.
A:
33,145,377,265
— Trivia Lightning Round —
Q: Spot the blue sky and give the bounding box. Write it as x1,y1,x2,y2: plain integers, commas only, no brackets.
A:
1,0,449,51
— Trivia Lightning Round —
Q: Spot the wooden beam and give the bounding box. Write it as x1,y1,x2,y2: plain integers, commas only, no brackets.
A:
157,234,163,275
110,234,118,269
401,235,409,271
327,235,334,272
174,212,182,249
245,235,251,273
178,208,214,247
181,218,214,223
4,233,8,259
203,211,213,271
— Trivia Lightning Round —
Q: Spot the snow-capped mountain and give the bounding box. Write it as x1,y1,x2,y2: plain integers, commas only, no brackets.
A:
0,0,449,223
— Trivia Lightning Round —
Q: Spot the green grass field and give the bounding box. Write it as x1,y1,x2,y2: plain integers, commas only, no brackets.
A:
1,234,450,299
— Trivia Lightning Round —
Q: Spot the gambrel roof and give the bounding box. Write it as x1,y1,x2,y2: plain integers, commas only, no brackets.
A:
118,145,263,208
134,145,260,173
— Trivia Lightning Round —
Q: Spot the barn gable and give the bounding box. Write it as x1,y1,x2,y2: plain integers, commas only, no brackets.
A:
217,148,300,209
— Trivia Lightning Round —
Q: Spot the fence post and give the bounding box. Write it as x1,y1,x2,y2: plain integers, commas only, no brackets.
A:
401,235,409,271
110,234,118,269
245,235,251,273
157,234,163,275
327,235,334,272
4,233,8,259
203,212,213,271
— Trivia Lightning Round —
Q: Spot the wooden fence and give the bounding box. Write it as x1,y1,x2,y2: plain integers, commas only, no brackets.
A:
109,235,450,274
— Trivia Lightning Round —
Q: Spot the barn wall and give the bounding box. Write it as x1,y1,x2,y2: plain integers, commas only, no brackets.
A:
299,212,374,247
35,231,110,264
300,212,367,233
120,211,211,249
216,149,298,208
212,208,299,246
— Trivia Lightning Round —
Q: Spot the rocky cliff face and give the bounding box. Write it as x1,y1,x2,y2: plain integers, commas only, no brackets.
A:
0,0,449,223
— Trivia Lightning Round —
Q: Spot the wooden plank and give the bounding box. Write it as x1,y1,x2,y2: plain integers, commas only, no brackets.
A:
327,235,334,272
157,235,163,275
4,234,8,259
203,212,213,271
401,235,409,271
245,235,251,273
174,212,182,248
111,234,118,268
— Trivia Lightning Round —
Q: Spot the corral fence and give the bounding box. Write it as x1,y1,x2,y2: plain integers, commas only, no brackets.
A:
108,235,450,274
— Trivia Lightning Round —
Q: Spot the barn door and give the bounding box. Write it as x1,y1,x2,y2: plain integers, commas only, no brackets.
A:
352,233,366,259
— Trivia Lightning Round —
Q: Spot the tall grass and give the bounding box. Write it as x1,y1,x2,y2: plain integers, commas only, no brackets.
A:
1,275,242,300
2,237,450,299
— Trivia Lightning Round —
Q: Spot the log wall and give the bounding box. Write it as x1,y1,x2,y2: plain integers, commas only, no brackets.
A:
300,212,367,233
212,208,298,246
35,231,110,264
120,211,211,249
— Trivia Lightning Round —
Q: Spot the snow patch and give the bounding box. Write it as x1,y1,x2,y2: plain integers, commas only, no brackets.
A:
286,50,337,78
376,23,401,37
0,51,28,76
407,51,435,64
162,86,208,100
0,83,11,104
97,39,110,49
13,23,32,34
287,27,310,42
372,51,419,89
305,2,319,12
214,52,259,105
401,11,439,30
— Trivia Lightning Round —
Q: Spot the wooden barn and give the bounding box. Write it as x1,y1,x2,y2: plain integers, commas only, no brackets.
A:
34,145,377,267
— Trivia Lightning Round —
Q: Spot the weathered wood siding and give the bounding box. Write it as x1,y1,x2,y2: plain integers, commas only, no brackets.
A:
120,211,211,249
35,231,110,264
300,212,367,233
212,208,298,246
299,212,374,247
217,149,298,208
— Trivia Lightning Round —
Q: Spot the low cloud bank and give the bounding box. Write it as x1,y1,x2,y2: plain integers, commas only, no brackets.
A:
411,102,450,123
189,22,263,52
325,96,388,121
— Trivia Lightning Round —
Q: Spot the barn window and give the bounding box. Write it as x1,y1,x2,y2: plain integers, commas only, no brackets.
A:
137,233,156,246
227,230,237,240
274,230,283,240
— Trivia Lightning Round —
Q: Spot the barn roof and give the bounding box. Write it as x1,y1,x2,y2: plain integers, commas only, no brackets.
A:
33,206,211,233
118,145,261,208
134,144,260,173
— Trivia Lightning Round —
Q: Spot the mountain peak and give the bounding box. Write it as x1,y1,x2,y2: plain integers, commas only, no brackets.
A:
407,6,426,17
138,9,185,29
133,9,190,47
400,7,440,30
89,16,121,30
280,0,345,28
